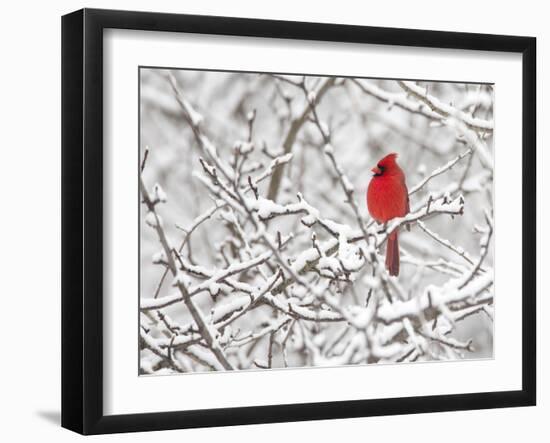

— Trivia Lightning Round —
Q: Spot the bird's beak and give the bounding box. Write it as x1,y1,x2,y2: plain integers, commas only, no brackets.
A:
371,166,382,176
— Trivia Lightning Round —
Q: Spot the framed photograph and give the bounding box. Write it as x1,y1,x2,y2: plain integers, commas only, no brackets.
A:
61,8,536,435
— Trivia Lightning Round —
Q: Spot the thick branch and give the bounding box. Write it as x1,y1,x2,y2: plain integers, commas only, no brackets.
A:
267,77,336,202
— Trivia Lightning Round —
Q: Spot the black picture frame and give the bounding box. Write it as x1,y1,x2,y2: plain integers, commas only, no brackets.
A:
61,8,536,435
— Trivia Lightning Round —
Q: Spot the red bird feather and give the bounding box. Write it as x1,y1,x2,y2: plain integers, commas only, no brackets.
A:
367,153,410,276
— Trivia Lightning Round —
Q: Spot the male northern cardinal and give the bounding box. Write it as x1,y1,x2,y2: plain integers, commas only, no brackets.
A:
367,153,410,276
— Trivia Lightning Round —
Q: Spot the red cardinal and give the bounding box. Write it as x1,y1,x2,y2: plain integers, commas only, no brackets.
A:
367,153,410,276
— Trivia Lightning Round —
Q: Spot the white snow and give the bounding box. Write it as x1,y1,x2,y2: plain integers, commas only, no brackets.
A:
151,183,167,203
151,250,166,264
145,211,162,228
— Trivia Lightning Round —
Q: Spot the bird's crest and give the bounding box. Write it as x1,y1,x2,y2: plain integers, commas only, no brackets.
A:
377,153,398,168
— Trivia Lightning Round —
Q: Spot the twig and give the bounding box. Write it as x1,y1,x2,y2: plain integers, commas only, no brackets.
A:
409,149,472,196
417,221,475,266
140,146,149,172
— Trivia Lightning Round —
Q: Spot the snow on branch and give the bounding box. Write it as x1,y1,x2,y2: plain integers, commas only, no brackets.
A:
377,271,493,325
353,79,494,170
352,78,445,121
398,81,493,132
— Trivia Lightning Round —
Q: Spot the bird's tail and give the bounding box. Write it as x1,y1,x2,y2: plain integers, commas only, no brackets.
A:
386,230,400,276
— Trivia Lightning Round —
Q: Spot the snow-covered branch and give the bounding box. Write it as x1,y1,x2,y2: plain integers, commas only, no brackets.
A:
398,81,493,132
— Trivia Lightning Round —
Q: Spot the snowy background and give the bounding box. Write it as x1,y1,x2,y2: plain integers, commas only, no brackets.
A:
139,68,494,374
